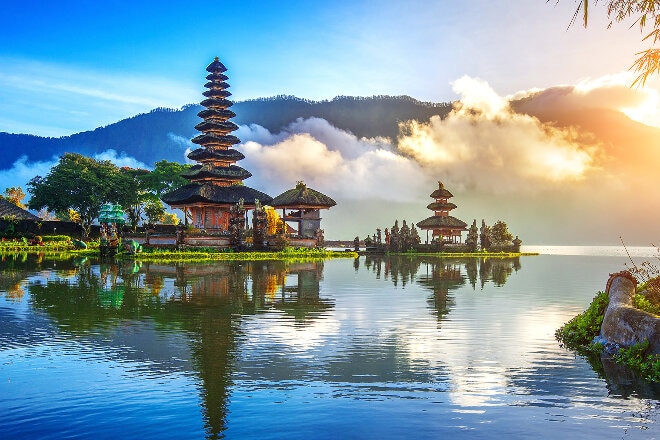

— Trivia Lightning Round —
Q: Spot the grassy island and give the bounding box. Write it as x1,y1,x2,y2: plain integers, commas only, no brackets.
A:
377,251,537,258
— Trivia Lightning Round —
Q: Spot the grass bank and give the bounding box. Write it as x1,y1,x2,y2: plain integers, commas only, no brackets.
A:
0,236,358,261
555,288,660,382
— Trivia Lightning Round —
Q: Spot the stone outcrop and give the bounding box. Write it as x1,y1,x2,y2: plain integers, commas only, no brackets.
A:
599,271,660,355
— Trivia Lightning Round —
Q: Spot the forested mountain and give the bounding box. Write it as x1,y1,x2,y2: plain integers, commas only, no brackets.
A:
0,95,453,169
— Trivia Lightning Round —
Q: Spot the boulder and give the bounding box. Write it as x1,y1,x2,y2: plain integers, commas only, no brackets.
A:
599,271,660,355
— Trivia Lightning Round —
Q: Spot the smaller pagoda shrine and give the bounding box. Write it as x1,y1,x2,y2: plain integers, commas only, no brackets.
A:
271,181,336,246
98,203,125,256
162,57,272,232
416,181,467,244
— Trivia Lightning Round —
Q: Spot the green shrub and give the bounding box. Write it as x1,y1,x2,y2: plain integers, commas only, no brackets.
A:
614,340,660,382
633,293,660,316
555,291,609,352
42,235,71,243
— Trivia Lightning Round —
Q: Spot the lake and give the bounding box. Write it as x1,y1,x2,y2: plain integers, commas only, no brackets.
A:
1,248,659,439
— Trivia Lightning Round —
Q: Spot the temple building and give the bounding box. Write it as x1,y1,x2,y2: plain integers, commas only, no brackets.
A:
162,57,272,231
0,199,39,220
271,181,336,241
416,181,467,244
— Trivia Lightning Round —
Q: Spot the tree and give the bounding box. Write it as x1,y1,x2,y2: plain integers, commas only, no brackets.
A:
161,213,180,225
143,200,166,225
120,167,150,230
400,220,411,251
479,219,492,250
410,225,421,247
491,220,514,247
390,220,400,251
27,153,133,238
3,187,26,208
265,206,283,235
559,0,660,85
465,219,479,251
141,160,191,199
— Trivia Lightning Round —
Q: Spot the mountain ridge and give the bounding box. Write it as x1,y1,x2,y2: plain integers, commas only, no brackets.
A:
0,95,453,169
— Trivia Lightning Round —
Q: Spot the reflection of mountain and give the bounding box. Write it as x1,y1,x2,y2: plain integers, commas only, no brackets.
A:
17,257,330,439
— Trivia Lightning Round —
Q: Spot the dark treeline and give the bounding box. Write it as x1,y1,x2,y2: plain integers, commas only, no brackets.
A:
0,95,453,169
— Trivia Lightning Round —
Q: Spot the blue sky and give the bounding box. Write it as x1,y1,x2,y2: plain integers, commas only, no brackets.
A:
0,0,648,136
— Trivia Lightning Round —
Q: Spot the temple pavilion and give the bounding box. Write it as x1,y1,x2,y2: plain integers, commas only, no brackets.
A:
162,57,272,230
416,181,467,244
271,181,336,239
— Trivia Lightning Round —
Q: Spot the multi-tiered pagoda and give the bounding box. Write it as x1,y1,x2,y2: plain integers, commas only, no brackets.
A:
162,57,272,231
416,181,467,244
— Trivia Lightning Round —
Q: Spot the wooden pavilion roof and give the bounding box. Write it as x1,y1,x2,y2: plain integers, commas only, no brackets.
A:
271,182,336,209
416,215,467,230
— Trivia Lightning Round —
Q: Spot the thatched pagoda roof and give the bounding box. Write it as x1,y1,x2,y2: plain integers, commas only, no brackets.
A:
191,133,241,146
206,72,229,82
416,215,467,230
206,57,227,73
162,183,272,206
202,89,232,99
200,97,234,109
271,182,336,209
0,199,39,220
204,81,230,89
181,164,251,181
198,108,236,120
194,120,239,133
430,181,453,199
427,201,457,211
187,148,245,162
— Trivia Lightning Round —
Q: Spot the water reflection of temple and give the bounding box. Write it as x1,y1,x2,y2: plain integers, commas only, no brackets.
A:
18,258,330,439
362,255,521,319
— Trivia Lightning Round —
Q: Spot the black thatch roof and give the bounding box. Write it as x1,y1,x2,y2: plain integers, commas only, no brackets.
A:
162,183,272,206
416,215,467,230
194,120,239,133
198,108,236,120
191,133,241,146
187,148,245,162
200,97,233,109
202,89,232,99
204,81,230,89
182,164,251,181
0,199,39,220
206,72,229,82
206,57,227,73
430,181,453,199
271,182,336,208
427,202,457,211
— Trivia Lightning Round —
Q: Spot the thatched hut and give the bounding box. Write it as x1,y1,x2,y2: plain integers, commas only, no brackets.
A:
271,181,336,239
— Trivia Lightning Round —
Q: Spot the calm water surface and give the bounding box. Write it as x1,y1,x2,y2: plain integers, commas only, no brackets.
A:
1,248,659,439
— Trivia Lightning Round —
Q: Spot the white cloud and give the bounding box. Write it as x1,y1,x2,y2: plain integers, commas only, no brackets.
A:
0,156,59,192
0,151,151,200
93,150,149,170
167,133,197,164
237,118,433,202
397,77,598,193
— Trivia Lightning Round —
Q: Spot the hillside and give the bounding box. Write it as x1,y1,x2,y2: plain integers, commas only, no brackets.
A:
0,96,453,169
